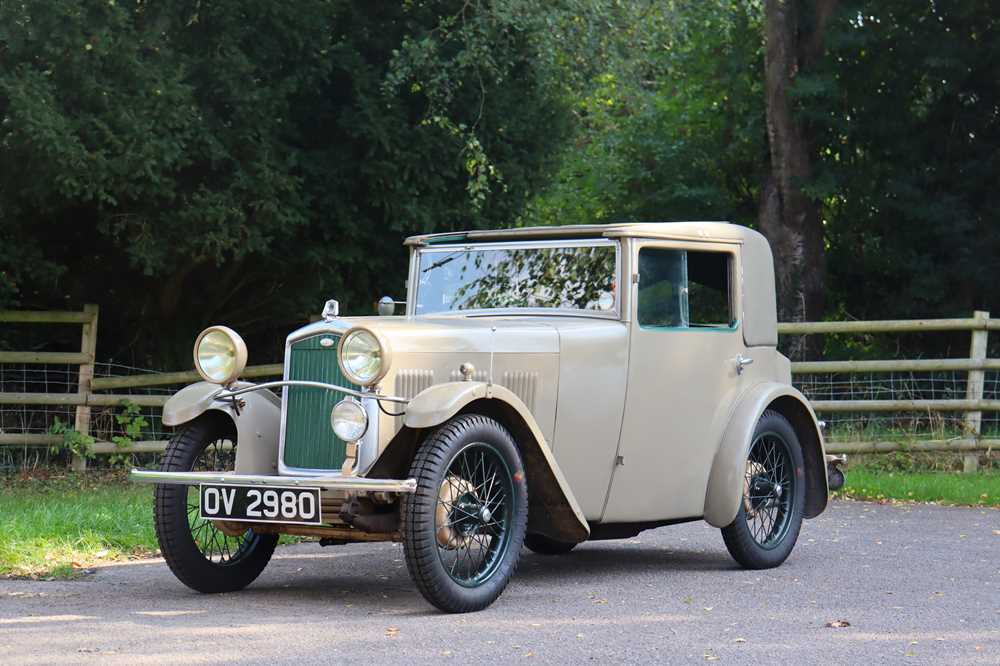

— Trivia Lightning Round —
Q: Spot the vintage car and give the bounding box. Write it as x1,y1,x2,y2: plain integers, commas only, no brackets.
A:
132,222,840,613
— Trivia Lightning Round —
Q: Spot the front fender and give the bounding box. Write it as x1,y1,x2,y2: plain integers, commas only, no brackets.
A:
400,381,590,543
163,381,281,475
703,382,827,528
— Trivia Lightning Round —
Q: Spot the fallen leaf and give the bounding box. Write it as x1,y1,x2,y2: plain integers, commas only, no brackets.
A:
826,620,851,628
70,562,83,569
592,598,608,605
385,627,399,638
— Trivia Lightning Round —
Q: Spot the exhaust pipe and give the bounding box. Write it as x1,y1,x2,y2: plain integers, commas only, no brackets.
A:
825,454,847,491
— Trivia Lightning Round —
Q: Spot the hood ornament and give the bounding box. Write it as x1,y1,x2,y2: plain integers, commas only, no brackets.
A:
322,299,340,322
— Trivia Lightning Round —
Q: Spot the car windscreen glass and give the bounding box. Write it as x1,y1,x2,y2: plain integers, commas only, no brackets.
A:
415,243,617,314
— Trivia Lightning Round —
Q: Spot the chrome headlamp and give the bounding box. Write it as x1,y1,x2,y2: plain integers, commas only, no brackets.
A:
193,325,247,385
337,327,391,386
331,398,368,442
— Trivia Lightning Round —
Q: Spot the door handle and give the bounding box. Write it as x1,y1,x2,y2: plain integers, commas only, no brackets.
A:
735,354,754,375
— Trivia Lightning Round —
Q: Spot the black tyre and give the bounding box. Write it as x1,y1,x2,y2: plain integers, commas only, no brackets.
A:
402,414,528,613
524,533,577,556
721,410,805,569
154,413,278,593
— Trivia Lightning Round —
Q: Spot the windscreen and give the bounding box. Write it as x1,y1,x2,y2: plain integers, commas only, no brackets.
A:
415,242,617,315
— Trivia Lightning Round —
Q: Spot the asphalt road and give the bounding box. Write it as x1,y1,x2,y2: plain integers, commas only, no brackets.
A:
1,500,997,665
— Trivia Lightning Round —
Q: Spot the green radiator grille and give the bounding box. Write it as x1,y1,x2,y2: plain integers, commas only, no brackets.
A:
282,334,357,470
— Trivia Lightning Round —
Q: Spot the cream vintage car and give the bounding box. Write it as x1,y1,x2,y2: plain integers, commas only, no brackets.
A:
132,222,838,613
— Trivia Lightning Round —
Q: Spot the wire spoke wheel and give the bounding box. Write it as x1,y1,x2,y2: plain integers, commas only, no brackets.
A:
434,443,514,586
742,432,794,549
721,410,805,570
154,414,277,593
183,436,255,566
403,414,528,613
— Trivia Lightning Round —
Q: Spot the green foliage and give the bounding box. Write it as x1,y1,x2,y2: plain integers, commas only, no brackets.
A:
0,0,586,365
108,400,149,467
526,1,766,228
1,0,997,365
48,417,95,460
528,0,998,358
813,1,1000,329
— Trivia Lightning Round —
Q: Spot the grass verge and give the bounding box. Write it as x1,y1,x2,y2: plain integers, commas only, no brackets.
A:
1,473,305,579
1,473,158,579
838,467,1000,507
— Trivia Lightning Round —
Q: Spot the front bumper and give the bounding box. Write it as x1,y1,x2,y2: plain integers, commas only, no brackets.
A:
129,469,417,494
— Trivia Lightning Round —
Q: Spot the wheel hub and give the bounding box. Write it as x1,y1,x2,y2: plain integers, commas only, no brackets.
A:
436,476,479,549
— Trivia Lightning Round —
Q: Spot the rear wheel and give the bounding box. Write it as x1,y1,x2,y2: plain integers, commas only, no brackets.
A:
721,410,805,569
154,413,278,593
524,533,577,556
402,414,528,613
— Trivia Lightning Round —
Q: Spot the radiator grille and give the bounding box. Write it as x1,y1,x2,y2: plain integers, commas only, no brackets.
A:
282,334,357,470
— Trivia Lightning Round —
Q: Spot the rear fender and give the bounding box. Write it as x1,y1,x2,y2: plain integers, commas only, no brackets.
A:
371,381,590,543
162,381,281,475
703,382,828,528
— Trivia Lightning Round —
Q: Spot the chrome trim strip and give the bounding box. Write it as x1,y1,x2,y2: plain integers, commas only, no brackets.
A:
220,380,409,404
129,469,417,493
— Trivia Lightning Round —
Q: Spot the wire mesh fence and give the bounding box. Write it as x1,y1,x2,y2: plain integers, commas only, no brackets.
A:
0,362,177,472
795,370,1000,441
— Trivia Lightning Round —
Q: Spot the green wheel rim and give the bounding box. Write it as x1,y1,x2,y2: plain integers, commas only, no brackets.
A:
434,441,515,587
742,430,795,550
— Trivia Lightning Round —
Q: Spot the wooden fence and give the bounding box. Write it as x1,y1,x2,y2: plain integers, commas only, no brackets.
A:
1,306,997,470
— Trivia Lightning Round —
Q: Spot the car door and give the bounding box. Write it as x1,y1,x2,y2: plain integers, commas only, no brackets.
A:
601,240,751,523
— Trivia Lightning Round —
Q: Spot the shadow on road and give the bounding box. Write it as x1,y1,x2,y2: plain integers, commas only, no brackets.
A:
47,538,738,624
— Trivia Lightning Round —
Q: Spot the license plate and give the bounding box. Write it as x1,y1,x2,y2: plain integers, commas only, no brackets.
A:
199,484,322,525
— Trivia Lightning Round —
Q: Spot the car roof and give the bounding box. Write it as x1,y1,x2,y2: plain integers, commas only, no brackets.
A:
404,221,751,246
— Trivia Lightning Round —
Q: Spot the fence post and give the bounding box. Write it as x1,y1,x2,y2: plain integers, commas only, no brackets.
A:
71,304,99,472
963,310,988,473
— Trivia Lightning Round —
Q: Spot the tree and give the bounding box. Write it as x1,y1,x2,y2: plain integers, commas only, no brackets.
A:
0,0,586,366
527,1,766,228
758,0,838,359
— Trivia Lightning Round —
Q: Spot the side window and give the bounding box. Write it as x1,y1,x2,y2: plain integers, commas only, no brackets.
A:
637,249,687,327
637,248,734,329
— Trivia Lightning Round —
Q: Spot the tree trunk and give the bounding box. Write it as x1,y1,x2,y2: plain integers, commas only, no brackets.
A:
759,0,837,360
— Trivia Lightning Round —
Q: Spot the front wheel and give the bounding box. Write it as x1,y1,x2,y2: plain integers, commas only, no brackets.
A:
402,414,528,613
154,413,278,593
721,410,805,569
